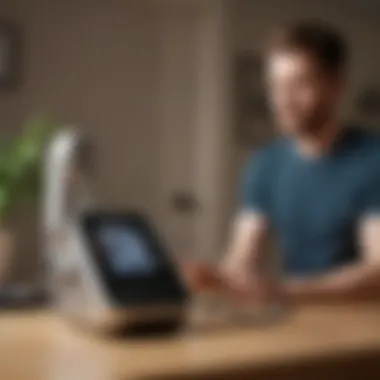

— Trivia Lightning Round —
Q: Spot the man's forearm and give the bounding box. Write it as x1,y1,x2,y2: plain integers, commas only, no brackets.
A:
283,263,380,303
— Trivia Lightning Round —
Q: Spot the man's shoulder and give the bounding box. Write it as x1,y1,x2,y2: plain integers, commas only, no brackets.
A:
349,126,380,149
348,127,380,163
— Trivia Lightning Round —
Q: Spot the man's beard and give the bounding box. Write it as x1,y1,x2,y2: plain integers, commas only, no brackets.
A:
290,108,332,137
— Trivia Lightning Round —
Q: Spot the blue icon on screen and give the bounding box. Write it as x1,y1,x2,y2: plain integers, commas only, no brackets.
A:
99,226,156,275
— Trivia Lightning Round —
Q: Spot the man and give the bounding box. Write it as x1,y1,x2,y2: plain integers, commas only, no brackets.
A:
185,21,380,304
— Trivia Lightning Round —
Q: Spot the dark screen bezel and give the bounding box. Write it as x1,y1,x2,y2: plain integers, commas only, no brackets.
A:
80,211,189,307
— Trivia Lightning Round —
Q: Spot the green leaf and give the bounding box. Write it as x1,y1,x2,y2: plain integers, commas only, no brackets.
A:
0,114,57,222
0,186,14,223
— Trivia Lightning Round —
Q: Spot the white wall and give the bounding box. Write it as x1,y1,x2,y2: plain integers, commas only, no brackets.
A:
0,0,167,280
0,0,232,280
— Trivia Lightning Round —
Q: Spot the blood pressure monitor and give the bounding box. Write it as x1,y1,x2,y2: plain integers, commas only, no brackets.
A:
43,130,189,333
82,211,188,313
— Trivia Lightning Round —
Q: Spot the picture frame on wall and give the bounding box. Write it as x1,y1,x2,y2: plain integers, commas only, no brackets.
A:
0,20,21,90
235,52,272,148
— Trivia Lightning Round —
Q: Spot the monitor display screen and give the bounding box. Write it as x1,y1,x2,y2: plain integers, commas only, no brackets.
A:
81,212,189,306
97,225,156,276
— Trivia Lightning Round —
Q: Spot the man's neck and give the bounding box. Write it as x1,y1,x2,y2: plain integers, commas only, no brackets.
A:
295,119,342,158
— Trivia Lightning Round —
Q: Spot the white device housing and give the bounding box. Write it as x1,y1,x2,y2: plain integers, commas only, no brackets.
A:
43,129,187,332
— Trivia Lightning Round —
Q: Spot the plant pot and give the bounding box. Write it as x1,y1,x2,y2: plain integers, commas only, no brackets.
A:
0,228,14,285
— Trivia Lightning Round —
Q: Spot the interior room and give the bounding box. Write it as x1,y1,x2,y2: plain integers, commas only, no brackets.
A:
1,0,380,379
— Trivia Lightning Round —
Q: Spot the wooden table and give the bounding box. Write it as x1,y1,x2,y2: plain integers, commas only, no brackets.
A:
1,304,380,380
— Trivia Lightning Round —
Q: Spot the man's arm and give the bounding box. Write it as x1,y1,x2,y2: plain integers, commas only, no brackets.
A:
219,211,269,291
182,150,273,297
220,149,272,290
180,212,268,295
283,216,380,303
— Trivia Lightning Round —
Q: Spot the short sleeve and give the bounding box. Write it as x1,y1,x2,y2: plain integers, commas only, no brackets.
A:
240,150,271,215
361,164,380,217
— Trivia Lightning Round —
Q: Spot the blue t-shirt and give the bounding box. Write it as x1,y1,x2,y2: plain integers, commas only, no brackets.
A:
242,127,380,276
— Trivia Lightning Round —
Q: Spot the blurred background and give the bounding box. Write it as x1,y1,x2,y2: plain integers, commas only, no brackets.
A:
1,0,380,284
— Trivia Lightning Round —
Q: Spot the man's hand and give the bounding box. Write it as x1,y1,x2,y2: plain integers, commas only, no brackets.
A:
180,260,223,293
179,211,277,304
180,259,282,306
219,252,255,293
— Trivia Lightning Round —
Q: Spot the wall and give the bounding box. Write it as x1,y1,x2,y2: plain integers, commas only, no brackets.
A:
3,0,377,281
0,0,232,281
0,0,166,281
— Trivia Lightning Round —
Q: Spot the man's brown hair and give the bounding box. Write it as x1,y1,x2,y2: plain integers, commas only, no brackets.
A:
265,20,348,74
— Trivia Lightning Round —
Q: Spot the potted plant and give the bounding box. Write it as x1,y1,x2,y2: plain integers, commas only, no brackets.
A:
0,117,53,285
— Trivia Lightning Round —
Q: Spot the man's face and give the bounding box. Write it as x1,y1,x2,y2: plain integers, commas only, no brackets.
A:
266,50,343,136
